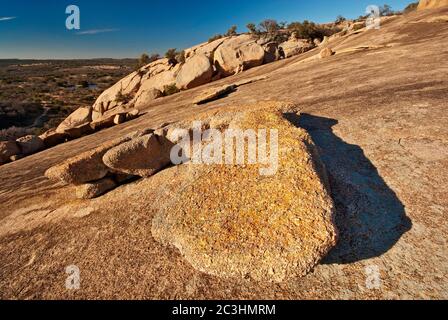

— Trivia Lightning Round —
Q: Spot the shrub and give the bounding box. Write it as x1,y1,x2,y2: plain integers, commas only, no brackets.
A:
136,53,160,70
335,15,346,24
246,23,258,34
163,84,180,96
258,19,280,34
115,90,132,104
287,20,338,41
165,48,178,61
225,25,238,37
176,50,186,64
139,53,150,66
403,2,418,13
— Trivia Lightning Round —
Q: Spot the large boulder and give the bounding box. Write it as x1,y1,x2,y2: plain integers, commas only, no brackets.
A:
0,140,20,164
91,59,174,120
45,134,142,185
185,37,229,59
63,122,94,140
262,42,281,64
92,71,143,119
418,0,448,10
176,54,213,90
214,35,266,77
103,134,173,178
151,102,337,282
56,106,92,133
39,129,68,148
16,135,45,155
279,38,315,58
131,88,163,109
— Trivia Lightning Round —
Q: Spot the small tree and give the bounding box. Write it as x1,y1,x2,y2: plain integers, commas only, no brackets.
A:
139,53,150,66
380,4,393,16
115,90,131,103
165,48,179,65
246,23,257,34
163,84,180,96
335,15,346,24
225,25,237,36
176,50,186,64
258,19,279,34
165,48,177,60
246,23,258,34
136,52,159,70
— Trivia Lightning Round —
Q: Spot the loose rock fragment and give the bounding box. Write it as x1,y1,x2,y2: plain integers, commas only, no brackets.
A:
319,47,335,59
193,84,237,104
75,178,117,199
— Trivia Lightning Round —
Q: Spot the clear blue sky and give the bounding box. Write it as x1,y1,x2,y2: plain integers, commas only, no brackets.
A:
0,0,414,59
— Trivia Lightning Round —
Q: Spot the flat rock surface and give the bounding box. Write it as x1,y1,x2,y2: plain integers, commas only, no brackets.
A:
0,8,447,299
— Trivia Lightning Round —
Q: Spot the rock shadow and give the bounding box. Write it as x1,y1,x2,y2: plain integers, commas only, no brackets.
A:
284,113,412,264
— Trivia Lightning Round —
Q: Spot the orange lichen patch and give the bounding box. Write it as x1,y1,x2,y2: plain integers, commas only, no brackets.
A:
152,102,337,282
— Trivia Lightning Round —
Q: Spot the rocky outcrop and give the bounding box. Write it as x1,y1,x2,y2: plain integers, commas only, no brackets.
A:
214,35,266,76
131,88,163,109
176,54,214,90
45,100,336,279
418,0,448,10
92,71,143,120
56,106,92,133
151,102,337,282
44,129,164,198
90,108,140,131
185,37,229,59
45,136,137,185
39,129,68,148
59,33,313,134
103,133,173,177
279,38,315,58
0,140,20,164
16,135,44,156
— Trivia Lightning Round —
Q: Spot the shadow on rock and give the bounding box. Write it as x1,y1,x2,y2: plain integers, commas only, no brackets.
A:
284,113,412,264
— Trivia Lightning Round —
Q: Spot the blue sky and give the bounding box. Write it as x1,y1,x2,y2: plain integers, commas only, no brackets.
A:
0,0,414,59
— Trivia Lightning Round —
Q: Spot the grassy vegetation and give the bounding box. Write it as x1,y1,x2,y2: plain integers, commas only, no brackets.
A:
0,58,136,140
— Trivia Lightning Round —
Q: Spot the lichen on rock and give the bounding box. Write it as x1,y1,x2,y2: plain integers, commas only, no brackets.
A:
151,101,338,282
